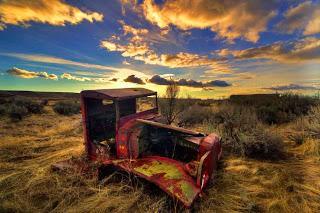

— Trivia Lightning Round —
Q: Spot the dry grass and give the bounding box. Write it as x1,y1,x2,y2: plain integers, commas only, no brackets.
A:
0,101,319,212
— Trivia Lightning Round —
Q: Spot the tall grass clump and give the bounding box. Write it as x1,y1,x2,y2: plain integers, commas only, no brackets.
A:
290,105,320,158
53,101,80,115
293,105,320,139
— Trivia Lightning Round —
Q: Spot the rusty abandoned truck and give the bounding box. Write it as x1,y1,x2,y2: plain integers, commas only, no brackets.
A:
53,88,222,207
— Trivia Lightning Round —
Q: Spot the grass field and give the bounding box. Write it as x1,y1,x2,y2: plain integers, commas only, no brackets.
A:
0,92,319,212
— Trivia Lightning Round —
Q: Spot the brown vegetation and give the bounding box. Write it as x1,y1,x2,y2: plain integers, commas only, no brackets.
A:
53,101,80,116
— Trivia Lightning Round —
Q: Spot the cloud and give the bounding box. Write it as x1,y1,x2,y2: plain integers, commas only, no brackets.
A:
140,0,278,42
218,37,320,63
100,21,232,72
265,84,318,91
148,75,231,88
134,52,223,68
205,80,231,87
177,79,203,87
124,75,145,84
61,73,118,83
277,1,320,35
7,67,58,80
121,21,149,36
6,66,119,83
0,0,103,30
101,39,231,70
61,73,91,82
1,53,149,79
100,23,151,58
149,75,171,85
101,39,153,61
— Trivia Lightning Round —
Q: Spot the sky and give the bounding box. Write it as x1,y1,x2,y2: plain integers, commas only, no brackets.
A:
0,0,319,99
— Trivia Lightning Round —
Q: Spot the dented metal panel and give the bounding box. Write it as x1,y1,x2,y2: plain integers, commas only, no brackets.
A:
110,156,201,207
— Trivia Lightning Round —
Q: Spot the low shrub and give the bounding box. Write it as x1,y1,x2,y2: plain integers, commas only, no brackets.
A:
40,99,49,106
12,97,44,114
204,104,284,160
0,97,44,120
53,101,80,115
241,128,284,159
178,105,213,126
230,93,318,124
197,100,212,107
9,105,28,121
289,131,307,145
0,105,6,116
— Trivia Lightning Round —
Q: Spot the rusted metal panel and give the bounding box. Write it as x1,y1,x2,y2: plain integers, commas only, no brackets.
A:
109,156,201,207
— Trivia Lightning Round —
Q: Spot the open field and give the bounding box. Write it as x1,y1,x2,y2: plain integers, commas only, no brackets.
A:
0,91,319,212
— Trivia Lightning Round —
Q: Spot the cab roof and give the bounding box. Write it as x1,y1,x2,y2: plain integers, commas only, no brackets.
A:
81,88,157,100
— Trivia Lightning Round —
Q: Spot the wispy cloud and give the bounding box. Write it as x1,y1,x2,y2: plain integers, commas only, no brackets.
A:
7,67,58,80
1,53,149,79
216,37,320,63
0,0,103,31
265,84,318,91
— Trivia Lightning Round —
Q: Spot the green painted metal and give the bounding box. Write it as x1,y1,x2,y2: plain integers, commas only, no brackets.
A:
111,157,200,207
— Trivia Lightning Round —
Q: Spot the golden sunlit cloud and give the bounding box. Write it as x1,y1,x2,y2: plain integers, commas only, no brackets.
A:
120,20,149,36
7,67,58,80
140,0,278,42
61,73,91,82
217,37,320,63
277,1,320,35
101,23,232,72
0,0,103,30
